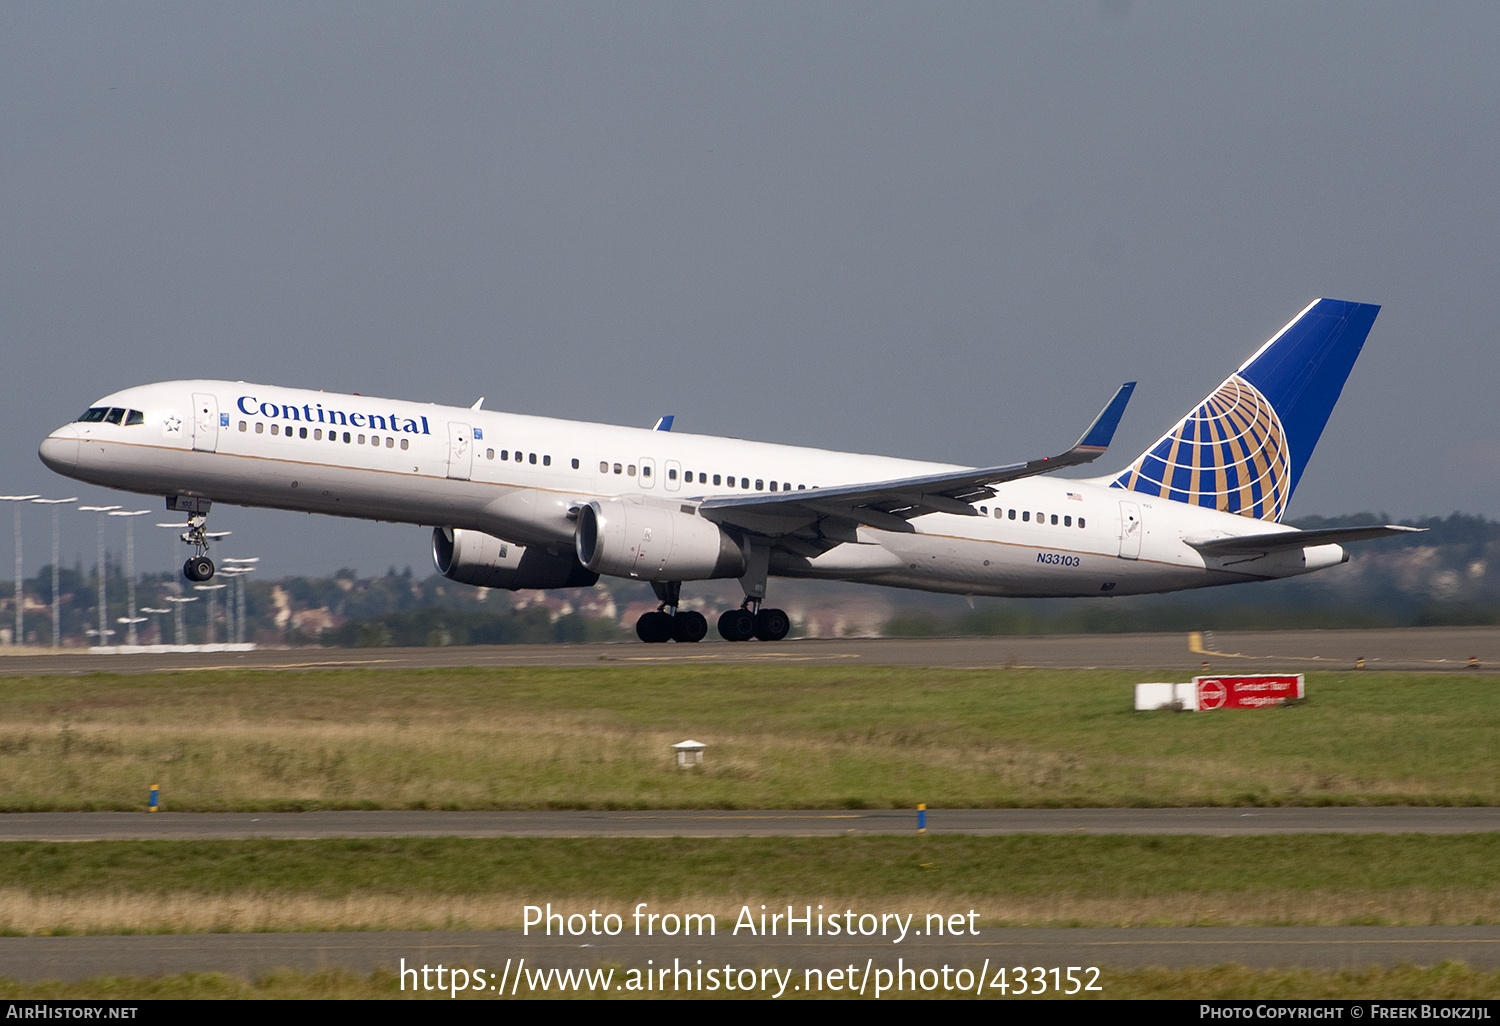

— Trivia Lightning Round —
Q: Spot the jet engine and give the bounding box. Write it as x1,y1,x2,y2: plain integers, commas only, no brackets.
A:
574,499,746,581
432,527,599,590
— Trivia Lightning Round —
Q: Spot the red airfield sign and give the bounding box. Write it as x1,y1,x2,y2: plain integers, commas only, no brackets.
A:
1192,674,1304,710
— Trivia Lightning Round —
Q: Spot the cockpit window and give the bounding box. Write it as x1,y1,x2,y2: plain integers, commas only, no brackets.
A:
76,407,145,425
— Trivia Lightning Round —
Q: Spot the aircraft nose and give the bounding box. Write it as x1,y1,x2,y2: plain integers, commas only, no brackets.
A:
38,427,80,473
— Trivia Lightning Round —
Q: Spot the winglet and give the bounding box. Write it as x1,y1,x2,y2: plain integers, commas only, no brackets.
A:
1071,382,1135,454
653,416,674,432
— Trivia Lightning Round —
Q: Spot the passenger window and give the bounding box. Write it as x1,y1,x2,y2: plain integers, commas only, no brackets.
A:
400,438,409,450
1064,516,1072,527
300,427,308,439
613,463,622,474
713,474,722,486
1036,512,1043,523
358,434,366,444
255,423,264,434
529,453,537,465
125,410,144,426
770,481,777,491
1078,517,1085,529
239,421,248,432
343,432,351,443
572,459,580,469
600,462,609,473
386,437,394,448
271,424,280,436
784,483,791,492
1022,511,1030,522
543,455,551,466
486,449,495,460
980,506,987,514
314,429,322,440
669,469,678,480
1051,514,1058,525
797,484,805,490
741,478,749,489
755,479,763,490
1008,509,1016,519
641,465,649,477
627,465,636,476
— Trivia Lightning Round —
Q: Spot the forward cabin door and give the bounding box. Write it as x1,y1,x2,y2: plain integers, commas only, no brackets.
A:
447,422,473,481
192,393,219,453
1118,500,1143,559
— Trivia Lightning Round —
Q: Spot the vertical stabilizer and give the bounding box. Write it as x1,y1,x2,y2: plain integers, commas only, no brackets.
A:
1108,299,1380,521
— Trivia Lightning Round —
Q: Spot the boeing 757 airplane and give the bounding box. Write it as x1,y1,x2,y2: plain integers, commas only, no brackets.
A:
39,298,1414,643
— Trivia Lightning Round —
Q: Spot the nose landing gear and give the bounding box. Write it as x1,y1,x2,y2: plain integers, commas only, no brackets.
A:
167,498,229,583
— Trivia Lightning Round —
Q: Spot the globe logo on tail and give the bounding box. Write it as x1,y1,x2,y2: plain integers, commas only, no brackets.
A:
1112,375,1291,522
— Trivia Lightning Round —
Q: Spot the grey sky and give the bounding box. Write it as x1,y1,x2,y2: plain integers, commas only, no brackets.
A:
3,3,1496,579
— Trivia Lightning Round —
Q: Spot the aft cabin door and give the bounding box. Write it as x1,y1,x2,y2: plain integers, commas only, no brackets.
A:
1118,501,1142,560
192,393,219,453
447,422,473,481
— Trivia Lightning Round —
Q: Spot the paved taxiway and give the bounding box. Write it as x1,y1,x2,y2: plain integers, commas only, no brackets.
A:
4,807,1500,841
4,927,1499,982
1,625,1497,675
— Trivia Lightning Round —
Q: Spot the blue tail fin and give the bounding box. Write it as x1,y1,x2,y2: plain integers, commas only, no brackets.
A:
1108,298,1380,522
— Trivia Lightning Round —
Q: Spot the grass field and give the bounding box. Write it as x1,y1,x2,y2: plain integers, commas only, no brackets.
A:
1,835,1498,934
0,666,1496,810
2,664,1496,1000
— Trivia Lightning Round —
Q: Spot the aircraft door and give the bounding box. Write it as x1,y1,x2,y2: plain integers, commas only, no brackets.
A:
1118,501,1142,560
664,460,682,492
639,458,656,490
447,422,473,481
192,393,219,453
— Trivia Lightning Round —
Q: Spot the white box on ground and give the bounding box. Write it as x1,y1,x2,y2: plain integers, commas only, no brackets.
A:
1133,682,1198,711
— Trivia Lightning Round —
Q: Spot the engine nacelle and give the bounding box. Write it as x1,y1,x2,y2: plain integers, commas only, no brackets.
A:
432,527,599,590
574,499,746,582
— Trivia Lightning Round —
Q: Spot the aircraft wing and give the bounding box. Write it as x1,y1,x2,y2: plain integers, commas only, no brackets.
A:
1185,525,1425,555
697,383,1135,540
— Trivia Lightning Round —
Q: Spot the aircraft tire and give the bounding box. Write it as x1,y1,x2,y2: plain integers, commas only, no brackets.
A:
671,611,708,643
183,556,215,582
717,608,756,642
754,608,790,642
636,611,673,643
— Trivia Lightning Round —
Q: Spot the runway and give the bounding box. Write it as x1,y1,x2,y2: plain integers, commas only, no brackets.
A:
4,927,1499,983
3,806,1499,841
1,625,1497,674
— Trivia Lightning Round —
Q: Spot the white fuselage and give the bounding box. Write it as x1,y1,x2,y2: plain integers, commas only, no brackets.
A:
39,380,1344,598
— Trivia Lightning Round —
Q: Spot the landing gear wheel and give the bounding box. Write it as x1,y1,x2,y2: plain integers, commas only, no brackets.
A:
183,555,215,583
717,608,757,642
636,611,673,643
671,611,708,643
754,608,790,642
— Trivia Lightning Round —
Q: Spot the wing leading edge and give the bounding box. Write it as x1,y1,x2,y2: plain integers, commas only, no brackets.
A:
698,383,1135,539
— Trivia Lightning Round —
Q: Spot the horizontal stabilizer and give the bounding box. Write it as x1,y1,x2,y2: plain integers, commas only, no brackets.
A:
1185,524,1424,555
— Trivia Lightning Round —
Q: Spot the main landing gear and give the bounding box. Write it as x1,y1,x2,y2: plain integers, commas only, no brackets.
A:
716,602,790,643
635,581,710,644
